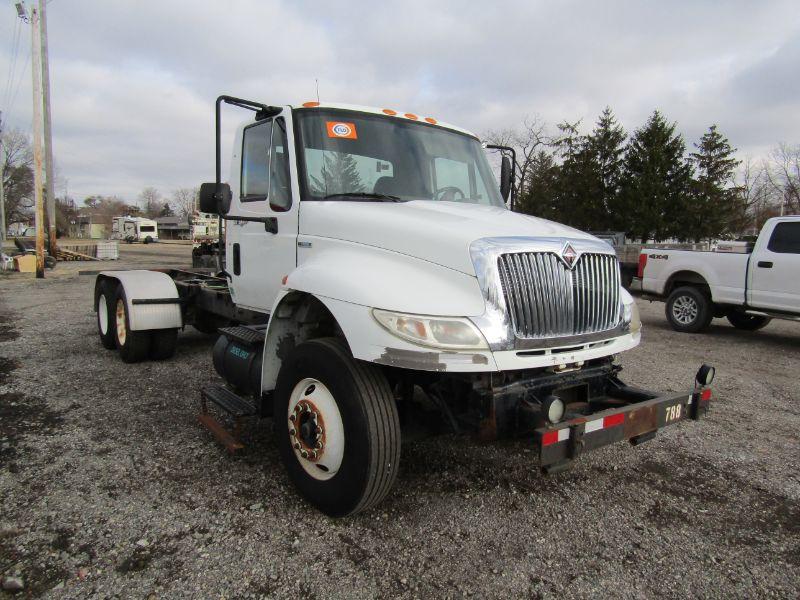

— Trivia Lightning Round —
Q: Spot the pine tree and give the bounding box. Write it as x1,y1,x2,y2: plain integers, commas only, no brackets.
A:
310,152,364,196
619,111,692,241
517,150,561,219
589,107,627,230
687,125,741,241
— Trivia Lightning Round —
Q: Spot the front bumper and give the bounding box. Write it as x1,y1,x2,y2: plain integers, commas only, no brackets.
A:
535,383,712,473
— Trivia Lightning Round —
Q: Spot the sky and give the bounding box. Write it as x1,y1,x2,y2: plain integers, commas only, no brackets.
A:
1,0,799,204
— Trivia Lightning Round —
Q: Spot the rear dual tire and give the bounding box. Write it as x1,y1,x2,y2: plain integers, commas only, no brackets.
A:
95,281,178,362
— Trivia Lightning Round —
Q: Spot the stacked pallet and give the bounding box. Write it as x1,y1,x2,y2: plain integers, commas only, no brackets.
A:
56,248,98,262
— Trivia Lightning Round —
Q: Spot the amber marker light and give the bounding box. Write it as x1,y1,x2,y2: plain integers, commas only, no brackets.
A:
404,113,418,120
382,108,397,115
425,117,437,124
302,101,320,107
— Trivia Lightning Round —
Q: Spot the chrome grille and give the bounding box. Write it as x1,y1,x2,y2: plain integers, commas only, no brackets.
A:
497,252,621,338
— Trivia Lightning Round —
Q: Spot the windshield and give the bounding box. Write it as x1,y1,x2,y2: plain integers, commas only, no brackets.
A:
295,109,505,207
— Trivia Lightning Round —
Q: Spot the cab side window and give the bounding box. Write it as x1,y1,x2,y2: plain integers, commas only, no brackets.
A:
269,118,292,211
241,120,271,201
767,222,800,254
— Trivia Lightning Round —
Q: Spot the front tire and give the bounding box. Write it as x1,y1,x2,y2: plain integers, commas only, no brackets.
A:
113,287,151,363
665,286,713,333
273,338,400,517
727,311,771,331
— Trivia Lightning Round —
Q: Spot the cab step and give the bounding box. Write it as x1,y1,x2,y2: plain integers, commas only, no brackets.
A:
199,383,257,453
217,324,267,348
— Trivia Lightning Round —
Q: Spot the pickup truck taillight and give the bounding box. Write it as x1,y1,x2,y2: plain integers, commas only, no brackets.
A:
637,253,648,278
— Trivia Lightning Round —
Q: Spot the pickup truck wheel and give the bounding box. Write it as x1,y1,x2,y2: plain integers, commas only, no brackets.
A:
665,286,713,333
726,311,771,331
113,287,151,363
96,280,117,350
273,337,401,517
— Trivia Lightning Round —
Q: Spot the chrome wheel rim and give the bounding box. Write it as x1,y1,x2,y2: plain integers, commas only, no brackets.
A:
115,299,127,345
287,378,344,481
672,295,698,325
98,294,108,334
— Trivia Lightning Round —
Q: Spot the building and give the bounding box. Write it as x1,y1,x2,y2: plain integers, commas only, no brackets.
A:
155,216,191,240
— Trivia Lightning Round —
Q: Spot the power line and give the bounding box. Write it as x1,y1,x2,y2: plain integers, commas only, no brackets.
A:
3,17,21,111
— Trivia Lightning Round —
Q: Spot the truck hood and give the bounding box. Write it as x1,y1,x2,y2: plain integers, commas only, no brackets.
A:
299,200,601,275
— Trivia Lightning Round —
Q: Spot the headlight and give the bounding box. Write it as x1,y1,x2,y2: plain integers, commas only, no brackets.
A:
372,309,489,350
623,300,642,333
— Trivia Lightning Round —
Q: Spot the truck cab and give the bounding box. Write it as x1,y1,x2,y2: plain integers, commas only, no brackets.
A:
93,96,714,517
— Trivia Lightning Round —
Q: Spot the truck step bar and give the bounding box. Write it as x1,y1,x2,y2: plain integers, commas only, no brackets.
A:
217,324,267,347
199,383,258,453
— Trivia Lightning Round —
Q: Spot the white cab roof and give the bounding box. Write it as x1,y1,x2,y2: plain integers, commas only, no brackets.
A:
288,101,478,139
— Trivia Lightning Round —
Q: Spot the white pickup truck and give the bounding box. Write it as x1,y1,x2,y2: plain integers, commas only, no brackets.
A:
638,216,800,332
92,96,715,516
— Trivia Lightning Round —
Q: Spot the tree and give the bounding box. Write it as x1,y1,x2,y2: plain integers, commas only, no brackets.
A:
158,202,174,217
589,107,627,230
1,128,34,225
139,187,162,218
484,116,551,200
310,152,364,195
619,111,693,241
685,125,741,241
516,150,561,219
172,187,198,221
764,143,800,215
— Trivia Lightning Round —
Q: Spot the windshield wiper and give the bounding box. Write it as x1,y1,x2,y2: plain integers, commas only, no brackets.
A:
321,192,404,202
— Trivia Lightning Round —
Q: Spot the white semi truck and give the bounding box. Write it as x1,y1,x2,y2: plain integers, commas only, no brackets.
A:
638,216,800,332
92,96,715,516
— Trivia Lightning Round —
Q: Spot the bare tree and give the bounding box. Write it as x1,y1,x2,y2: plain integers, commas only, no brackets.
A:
484,116,551,199
734,158,776,233
1,128,34,224
764,143,800,215
138,187,162,218
172,187,198,221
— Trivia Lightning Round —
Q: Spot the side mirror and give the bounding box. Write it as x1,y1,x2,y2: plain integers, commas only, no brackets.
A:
500,156,512,203
199,182,232,215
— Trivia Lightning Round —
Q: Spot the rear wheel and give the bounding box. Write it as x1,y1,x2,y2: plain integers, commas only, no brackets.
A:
273,338,400,517
665,286,713,333
113,287,151,363
144,236,153,244
96,280,117,350
727,311,771,331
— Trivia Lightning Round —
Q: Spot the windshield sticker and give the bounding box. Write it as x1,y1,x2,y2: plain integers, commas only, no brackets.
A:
326,121,358,139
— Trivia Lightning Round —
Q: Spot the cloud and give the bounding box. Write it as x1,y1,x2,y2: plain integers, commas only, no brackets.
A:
1,0,798,201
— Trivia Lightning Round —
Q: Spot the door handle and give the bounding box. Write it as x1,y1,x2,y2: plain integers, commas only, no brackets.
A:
263,218,278,234
757,261,773,268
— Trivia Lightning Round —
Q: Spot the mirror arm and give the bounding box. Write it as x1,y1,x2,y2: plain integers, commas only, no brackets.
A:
485,144,518,211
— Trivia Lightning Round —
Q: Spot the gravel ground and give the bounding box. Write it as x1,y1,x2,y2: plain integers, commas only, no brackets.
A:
1,244,798,598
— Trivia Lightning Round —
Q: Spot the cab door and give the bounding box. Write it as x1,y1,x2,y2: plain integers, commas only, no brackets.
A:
228,112,299,312
748,219,800,312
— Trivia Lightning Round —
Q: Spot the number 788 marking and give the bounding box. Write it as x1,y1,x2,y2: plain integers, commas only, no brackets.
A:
665,404,682,422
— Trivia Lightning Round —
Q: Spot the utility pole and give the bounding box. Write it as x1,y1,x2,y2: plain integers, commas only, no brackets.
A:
30,6,45,278
0,111,6,245
39,0,56,255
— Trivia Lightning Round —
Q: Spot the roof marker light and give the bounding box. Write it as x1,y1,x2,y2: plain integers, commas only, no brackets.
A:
302,101,320,108
382,108,397,115
404,113,418,120
425,117,437,124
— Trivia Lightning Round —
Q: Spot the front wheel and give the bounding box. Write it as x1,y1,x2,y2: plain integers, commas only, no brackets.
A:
727,311,771,331
273,338,401,517
665,286,713,333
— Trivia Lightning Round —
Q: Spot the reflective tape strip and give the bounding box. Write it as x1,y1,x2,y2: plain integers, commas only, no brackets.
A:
542,427,571,446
